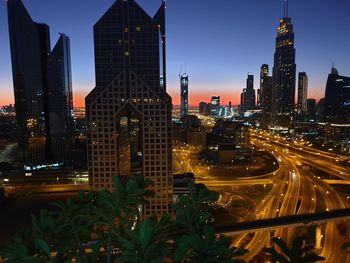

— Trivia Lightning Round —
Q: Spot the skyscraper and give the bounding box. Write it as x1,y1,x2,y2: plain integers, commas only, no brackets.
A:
7,0,73,168
246,74,256,110
260,65,273,129
258,65,269,109
240,74,256,114
210,96,220,116
297,72,308,116
180,74,189,119
271,0,296,129
324,67,350,123
47,34,74,164
85,0,173,217
307,98,316,119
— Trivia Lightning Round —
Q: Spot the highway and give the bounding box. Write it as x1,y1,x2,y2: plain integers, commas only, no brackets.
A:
251,130,350,262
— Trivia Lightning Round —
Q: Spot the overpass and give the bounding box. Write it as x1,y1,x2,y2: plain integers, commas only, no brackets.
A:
215,208,350,235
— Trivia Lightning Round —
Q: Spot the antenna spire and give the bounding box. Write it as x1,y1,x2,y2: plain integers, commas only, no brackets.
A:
284,0,289,17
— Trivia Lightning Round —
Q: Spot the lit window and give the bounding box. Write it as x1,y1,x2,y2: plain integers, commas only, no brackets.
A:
125,52,129,56
136,26,141,32
124,27,129,32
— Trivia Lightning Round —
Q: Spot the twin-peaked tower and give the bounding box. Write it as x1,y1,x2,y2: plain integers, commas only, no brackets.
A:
271,0,296,129
86,0,173,217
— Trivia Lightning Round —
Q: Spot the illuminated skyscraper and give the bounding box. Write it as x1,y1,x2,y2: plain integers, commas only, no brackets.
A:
260,65,273,129
210,96,220,116
180,74,189,119
258,65,269,109
7,0,73,168
297,72,308,116
85,0,173,217
271,0,296,129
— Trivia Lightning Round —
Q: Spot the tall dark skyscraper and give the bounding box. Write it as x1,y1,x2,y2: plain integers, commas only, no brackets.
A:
180,74,189,119
47,34,74,164
297,72,308,116
85,0,173,217
7,0,73,169
324,67,350,123
240,74,256,113
260,65,273,129
271,0,296,129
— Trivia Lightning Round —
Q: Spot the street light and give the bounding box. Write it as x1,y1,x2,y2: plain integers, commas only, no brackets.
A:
263,184,266,194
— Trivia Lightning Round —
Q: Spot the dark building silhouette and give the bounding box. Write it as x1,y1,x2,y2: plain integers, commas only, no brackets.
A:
240,74,256,113
260,65,273,129
271,1,296,129
85,0,172,217
47,34,74,164
297,72,308,116
180,74,189,119
307,99,316,119
316,98,325,118
199,101,208,115
324,67,350,123
7,0,73,169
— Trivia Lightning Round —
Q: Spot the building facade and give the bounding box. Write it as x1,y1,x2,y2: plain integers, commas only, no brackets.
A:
271,9,296,129
180,74,189,119
258,64,269,110
307,98,316,119
297,72,308,116
324,67,350,123
260,65,273,129
210,96,220,116
7,0,73,169
85,0,173,217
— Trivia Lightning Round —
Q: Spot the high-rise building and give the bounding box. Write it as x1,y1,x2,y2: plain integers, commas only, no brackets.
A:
199,101,207,115
307,98,316,119
271,0,296,129
210,96,220,116
246,74,256,110
7,0,73,169
316,98,325,118
297,72,308,116
324,67,350,123
180,74,189,119
85,0,173,217
240,74,256,114
258,65,269,109
260,65,273,129
47,34,74,164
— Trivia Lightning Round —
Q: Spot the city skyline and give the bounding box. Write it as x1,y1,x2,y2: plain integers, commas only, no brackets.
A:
1,0,350,107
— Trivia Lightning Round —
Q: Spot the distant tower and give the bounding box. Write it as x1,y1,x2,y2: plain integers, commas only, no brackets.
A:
297,72,308,116
85,0,173,217
180,73,189,119
241,74,256,114
210,96,220,116
258,65,269,109
260,65,273,129
271,0,296,129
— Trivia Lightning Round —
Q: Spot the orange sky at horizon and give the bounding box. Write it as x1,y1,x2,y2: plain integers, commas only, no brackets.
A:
0,86,324,108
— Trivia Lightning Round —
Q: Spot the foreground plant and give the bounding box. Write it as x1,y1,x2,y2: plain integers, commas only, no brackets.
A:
264,236,325,263
0,176,248,263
